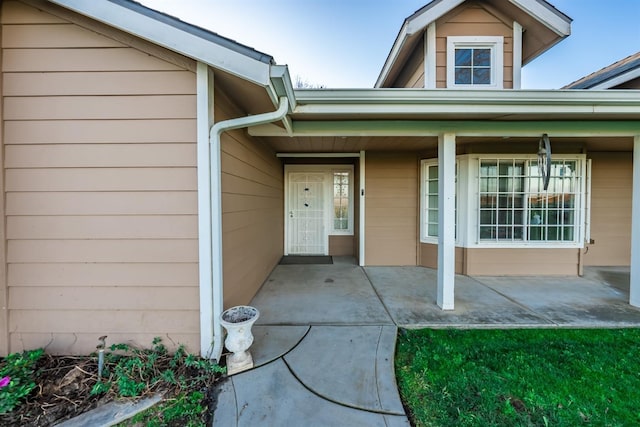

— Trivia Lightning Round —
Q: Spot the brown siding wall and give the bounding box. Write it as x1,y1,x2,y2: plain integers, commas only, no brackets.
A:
421,244,578,275
329,236,354,256
365,153,418,265
436,4,513,88
391,37,425,88
2,1,199,355
583,152,632,266
217,88,284,308
465,248,579,275
419,243,465,274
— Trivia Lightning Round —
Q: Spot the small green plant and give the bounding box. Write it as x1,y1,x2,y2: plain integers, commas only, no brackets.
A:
90,337,225,426
0,348,44,414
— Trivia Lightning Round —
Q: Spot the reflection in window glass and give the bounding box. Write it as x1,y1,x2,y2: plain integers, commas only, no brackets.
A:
455,48,491,84
422,162,457,240
333,172,349,230
479,159,580,243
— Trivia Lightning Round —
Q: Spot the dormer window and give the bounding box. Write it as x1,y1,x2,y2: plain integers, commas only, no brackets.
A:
446,36,503,89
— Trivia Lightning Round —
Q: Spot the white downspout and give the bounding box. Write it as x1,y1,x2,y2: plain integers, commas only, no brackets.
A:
208,97,289,361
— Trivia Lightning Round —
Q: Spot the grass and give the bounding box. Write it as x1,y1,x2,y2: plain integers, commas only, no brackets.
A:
395,328,640,427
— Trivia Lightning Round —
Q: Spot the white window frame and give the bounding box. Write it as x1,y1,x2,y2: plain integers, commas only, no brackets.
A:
284,164,354,238
470,154,587,249
420,159,458,244
330,168,354,235
446,36,504,89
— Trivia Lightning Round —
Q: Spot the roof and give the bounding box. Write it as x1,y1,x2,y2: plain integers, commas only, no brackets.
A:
563,52,640,89
49,0,277,86
376,0,572,88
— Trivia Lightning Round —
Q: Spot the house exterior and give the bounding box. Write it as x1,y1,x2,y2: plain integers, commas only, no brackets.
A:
0,0,638,359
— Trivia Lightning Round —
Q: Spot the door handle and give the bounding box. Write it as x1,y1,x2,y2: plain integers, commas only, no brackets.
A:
289,211,294,218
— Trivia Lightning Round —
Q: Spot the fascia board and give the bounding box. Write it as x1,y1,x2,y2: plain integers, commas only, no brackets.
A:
376,0,465,87
251,120,640,138
294,88,640,105
405,0,465,33
49,0,271,86
589,68,640,90
508,0,571,36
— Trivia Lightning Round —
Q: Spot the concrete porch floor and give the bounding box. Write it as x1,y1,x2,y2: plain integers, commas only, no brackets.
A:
252,258,640,328
212,259,640,426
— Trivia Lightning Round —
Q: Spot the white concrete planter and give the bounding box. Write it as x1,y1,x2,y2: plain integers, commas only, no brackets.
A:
220,305,260,375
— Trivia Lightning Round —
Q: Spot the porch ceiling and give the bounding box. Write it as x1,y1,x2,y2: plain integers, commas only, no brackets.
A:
261,135,634,154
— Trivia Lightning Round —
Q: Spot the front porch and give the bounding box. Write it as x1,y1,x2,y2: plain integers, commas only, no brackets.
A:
251,259,640,328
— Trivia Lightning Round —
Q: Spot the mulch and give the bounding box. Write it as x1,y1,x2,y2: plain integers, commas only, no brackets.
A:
0,353,222,426
0,354,109,426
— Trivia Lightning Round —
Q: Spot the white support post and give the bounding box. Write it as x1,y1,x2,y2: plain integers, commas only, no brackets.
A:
425,23,436,89
630,136,640,307
359,150,366,266
437,133,456,310
512,21,523,89
196,63,216,358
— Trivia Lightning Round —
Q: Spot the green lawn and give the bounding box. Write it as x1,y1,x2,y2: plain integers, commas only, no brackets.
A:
395,328,640,427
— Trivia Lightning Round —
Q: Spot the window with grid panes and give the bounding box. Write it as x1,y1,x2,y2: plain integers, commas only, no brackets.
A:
479,158,581,243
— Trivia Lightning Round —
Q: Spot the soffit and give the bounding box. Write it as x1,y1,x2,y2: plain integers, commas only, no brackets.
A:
214,69,276,115
262,135,633,154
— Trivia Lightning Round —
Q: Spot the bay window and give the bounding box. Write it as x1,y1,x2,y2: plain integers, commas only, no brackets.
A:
420,154,586,247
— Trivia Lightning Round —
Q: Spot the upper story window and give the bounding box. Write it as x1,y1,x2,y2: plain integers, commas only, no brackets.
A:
446,36,503,89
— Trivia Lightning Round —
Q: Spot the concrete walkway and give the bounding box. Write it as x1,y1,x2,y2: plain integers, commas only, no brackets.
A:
212,261,640,426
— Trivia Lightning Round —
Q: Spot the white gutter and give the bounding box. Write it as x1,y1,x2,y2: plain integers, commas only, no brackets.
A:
208,96,289,361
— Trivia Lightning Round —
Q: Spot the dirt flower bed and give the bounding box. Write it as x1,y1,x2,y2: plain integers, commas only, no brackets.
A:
0,338,225,426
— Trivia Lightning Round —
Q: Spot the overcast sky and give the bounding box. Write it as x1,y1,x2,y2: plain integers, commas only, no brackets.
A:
139,0,640,89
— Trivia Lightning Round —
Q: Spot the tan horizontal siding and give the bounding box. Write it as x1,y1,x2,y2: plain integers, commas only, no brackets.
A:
8,239,198,263
436,4,513,88
2,1,68,24
465,248,578,275
6,168,196,191
4,71,196,96
7,215,197,239
10,310,198,334
584,152,632,266
10,333,199,355
329,235,354,256
5,119,196,144
365,152,418,266
3,23,125,48
9,263,198,287
3,48,184,72
6,192,198,215
5,95,196,120
10,286,198,310
3,1,199,355
6,144,196,168
419,243,465,273
217,88,284,308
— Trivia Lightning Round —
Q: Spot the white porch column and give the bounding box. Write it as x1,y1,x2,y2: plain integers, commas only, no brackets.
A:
196,63,216,358
437,133,456,310
359,150,366,266
630,135,640,307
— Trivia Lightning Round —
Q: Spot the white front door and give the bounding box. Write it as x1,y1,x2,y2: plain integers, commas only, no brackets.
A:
287,172,326,254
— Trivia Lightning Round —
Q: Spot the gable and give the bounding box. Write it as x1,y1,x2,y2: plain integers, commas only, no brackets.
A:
376,0,571,88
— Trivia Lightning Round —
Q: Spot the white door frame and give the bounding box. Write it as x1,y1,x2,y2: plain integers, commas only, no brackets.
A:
284,164,355,256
